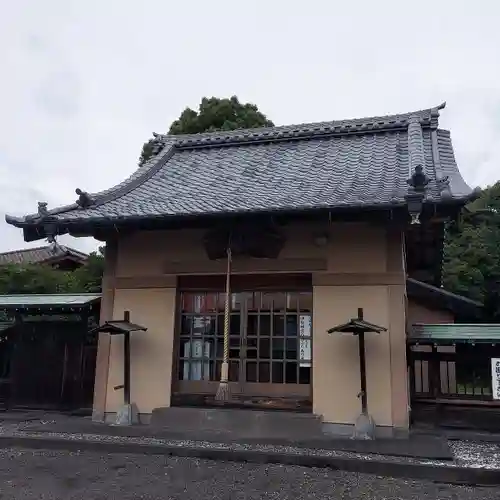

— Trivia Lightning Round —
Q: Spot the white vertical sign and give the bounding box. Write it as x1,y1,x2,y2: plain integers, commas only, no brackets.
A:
299,315,312,338
299,338,311,367
299,315,312,367
492,358,500,400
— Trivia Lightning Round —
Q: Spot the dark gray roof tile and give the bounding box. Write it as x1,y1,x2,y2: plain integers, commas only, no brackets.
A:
0,245,88,266
5,103,473,231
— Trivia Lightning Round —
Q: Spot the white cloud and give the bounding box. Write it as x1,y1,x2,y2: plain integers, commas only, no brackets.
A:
1,0,499,252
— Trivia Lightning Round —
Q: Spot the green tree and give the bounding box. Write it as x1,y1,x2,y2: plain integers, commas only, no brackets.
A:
443,182,500,319
138,96,274,165
71,247,105,293
0,263,70,294
0,247,105,295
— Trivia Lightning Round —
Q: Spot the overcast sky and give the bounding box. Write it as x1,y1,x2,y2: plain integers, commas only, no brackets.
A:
1,0,499,254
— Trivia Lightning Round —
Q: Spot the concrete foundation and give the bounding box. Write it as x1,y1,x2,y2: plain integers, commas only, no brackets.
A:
149,407,324,439
322,422,408,439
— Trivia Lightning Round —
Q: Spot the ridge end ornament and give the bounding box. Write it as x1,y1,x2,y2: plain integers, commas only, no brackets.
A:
37,201,49,218
405,166,430,225
35,201,61,246
407,165,430,192
150,133,166,156
75,188,94,208
437,175,450,190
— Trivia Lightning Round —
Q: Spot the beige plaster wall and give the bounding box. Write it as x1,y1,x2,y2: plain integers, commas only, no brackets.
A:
313,285,393,425
407,300,454,325
97,221,408,428
325,223,388,273
312,226,408,429
104,287,176,414
114,222,388,277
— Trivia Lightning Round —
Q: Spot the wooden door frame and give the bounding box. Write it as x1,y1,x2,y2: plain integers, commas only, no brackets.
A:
171,274,313,403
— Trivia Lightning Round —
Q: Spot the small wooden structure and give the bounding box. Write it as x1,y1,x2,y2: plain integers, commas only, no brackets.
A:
0,293,100,411
91,311,147,412
328,308,386,438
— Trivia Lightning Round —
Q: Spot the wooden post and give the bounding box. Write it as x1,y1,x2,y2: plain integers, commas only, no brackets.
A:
357,308,368,415
123,310,131,406
430,344,441,397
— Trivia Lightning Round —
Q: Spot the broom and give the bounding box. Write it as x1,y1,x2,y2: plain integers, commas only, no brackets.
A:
215,246,232,401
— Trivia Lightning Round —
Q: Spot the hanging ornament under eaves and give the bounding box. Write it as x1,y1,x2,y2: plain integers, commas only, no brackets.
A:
44,221,62,252
203,222,286,261
35,201,62,252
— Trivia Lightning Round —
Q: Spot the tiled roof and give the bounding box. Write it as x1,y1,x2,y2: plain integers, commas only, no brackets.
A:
409,324,500,344
5,103,474,233
0,293,101,309
0,244,88,266
407,277,483,319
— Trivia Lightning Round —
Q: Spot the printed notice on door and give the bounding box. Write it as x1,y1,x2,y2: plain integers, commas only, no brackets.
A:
299,315,312,338
299,314,312,367
299,338,311,367
492,358,500,400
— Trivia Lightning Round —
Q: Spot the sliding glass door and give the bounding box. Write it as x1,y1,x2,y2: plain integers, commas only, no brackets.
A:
176,290,312,400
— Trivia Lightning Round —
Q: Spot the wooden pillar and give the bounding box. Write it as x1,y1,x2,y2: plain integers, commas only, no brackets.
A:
386,226,409,431
123,310,131,406
92,239,118,422
357,308,368,415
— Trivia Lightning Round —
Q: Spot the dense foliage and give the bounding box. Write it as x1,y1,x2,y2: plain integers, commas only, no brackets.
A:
139,96,274,165
443,182,500,320
0,247,105,295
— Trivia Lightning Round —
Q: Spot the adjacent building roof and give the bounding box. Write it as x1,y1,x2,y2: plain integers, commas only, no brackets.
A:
407,277,483,320
0,294,101,310
0,244,88,266
5,103,474,240
409,324,500,344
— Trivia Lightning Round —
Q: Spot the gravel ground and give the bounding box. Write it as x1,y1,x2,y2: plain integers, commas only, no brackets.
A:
449,441,500,469
0,448,498,500
2,418,500,473
2,423,500,470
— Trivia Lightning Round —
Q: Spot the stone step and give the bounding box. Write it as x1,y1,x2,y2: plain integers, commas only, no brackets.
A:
150,407,324,440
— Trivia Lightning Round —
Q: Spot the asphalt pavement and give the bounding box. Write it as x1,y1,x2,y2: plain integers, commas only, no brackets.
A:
0,448,498,499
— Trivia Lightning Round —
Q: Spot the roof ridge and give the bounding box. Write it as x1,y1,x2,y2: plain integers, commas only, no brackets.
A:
56,244,89,257
431,129,452,198
5,138,178,223
407,115,425,178
0,244,88,261
406,277,483,307
91,138,177,208
163,103,446,144
155,103,445,150
0,245,50,256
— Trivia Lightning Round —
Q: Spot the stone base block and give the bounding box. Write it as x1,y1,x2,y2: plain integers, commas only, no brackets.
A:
352,413,376,440
113,403,140,426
